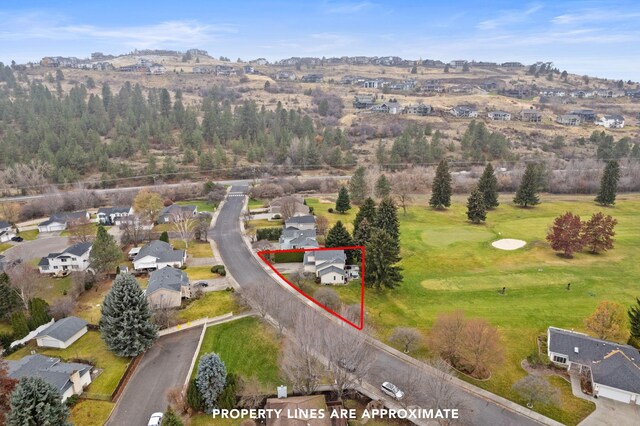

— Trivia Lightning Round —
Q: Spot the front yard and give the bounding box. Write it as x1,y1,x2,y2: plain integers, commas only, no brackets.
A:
69,400,114,426
176,291,241,323
172,239,214,258
17,229,39,240
186,265,220,281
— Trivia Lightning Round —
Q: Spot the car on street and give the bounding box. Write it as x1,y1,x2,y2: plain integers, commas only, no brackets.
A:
338,358,356,372
147,412,163,426
381,381,405,400
194,281,209,288
11,236,23,242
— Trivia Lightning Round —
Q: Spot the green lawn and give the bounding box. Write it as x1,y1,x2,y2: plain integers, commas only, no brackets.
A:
305,197,357,232
0,321,13,334
172,239,214,258
69,400,114,426
60,224,109,237
176,200,217,213
74,278,114,324
186,265,219,281
6,331,130,398
0,243,12,253
248,198,267,210
37,275,73,304
17,229,39,240
176,291,240,323
314,193,640,424
247,218,283,228
192,316,281,386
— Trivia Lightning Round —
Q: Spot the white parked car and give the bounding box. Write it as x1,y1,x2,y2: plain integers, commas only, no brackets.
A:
381,381,405,400
147,412,163,426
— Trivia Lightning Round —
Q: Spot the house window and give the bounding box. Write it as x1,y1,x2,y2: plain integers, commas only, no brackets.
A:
553,355,567,364
42,265,49,271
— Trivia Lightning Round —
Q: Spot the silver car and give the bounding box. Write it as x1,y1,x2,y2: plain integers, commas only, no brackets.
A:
381,381,405,400
147,412,163,426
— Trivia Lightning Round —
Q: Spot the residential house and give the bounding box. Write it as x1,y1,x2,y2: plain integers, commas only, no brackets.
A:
557,114,582,126
520,109,543,122
449,60,467,68
500,87,532,99
133,240,186,271
148,64,166,75
284,215,316,231
36,316,88,349
38,242,92,275
450,105,478,118
570,90,595,98
192,66,214,74
0,220,16,242
243,65,255,74
274,71,296,81
595,89,625,98
404,104,432,116
596,115,625,129
488,111,512,121
368,101,401,114
539,88,567,97
403,79,416,90
301,74,324,83
279,228,319,250
251,58,268,66
547,327,640,404
449,85,474,94
7,354,92,402
303,249,347,285
363,79,385,89
146,267,191,309
501,62,524,67
38,211,90,233
97,206,133,225
570,109,597,123
215,65,237,76
269,196,310,218
157,204,197,223
353,94,375,109
422,83,445,93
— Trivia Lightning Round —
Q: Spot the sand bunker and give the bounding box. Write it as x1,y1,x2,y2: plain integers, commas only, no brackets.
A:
492,238,526,250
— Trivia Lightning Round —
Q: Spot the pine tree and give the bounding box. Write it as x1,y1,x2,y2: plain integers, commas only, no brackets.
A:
99,274,158,357
595,160,620,206
429,159,452,209
375,174,391,199
353,198,376,237
325,221,353,248
477,163,499,209
629,298,640,339
513,163,541,207
353,218,373,247
335,187,351,214
365,229,402,289
162,408,184,426
7,377,70,426
349,166,367,204
466,188,487,224
196,353,227,413
159,231,170,243
90,225,122,275
375,197,400,244
0,273,20,320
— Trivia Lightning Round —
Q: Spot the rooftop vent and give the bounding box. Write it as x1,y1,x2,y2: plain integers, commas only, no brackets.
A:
574,347,579,354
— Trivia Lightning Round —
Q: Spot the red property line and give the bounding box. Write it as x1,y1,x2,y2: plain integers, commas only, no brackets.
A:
257,245,366,331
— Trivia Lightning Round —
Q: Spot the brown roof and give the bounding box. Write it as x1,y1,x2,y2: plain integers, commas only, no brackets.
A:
265,395,330,426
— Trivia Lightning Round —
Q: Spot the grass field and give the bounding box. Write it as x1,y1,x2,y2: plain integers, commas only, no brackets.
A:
69,400,114,426
176,199,217,212
186,265,220,281
313,193,640,424
305,197,357,232
6,331,130,398
176,291,240,323
172,239,214,258
37,275,73,303
248,198,267,210
0,243,12,253
17,229,39,240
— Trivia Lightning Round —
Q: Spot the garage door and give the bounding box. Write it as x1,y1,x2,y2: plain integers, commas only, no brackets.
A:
598,386,632,403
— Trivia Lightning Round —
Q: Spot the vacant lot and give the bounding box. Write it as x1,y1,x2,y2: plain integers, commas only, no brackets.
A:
313,193,640,425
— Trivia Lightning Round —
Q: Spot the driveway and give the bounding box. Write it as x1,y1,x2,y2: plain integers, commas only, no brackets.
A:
570,375,640,426
2,236,69,263
107,326,203,426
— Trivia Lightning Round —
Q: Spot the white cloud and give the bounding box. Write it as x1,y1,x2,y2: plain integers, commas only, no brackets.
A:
477,3,543,30
552,9,640,25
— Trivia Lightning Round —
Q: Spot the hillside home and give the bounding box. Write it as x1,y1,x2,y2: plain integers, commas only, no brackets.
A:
450,105,478,118
570,90,595,98
368,102,402,114
596,115,625,129
557,114,582,126
148,64,166,75
7,355,92,402
570,109,597,123
133,240,186,271
548,327,640,404
449,85,474,94
274,71,296,81
97,206,133,225
520,109,542,122
36,316,88,349
303,249,347,285
284,215,316,231
488,111,512,121
157,204,197,223
279,228,319,250
0,221,16,242
192,66,214,74
449,60,468,68
353,94,376,109
38,211,90,233
363,79,385,89
243,65,255,74
404,104,432,116
301,74,324,83
38,242,92,274
146,267,191,309
501,62,524,67
422,83,445,93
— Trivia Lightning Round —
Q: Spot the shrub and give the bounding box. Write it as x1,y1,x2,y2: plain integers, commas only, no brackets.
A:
65,395,80,407
210,265,226,275
328,208,334,213
256,228,282,241
186,380,203,412
11,311,30,338
216,373,238,409
273,252,304,263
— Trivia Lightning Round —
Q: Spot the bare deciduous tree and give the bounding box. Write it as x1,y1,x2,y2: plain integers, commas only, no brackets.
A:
171,211,196,249
389,327,423,353
119,215,152,246
49,296,77,320
166,386,189,414
430,311,467,365
316,216,329,237
194,213,212,241
460,318,503,378
327,326,375,400
279,197,300,221
0,202,20,225
390,171,416,215
6,262,42,310
280,310,324,395
512,375,560,408
423,358,466,426
237,376,268,409
313,287,341,311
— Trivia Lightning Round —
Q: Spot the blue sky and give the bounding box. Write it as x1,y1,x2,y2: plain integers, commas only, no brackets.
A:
1,1,639,80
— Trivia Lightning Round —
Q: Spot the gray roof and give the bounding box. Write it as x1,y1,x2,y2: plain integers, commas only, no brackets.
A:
39,211,88,227
289,236,320,248
159,204,196,217
548,327,640,392
65,241,93,256
0,221,11,229
97,206,131,215
134,240,185,263
603,114,624,120
36,316,87,342
313,249,346,262
147,267,189,295
285,215,316,225
7,354,91,394
281,228,316,240
318,265,346,276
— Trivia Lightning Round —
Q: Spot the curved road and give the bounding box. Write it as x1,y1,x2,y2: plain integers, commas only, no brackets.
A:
212,186,541,426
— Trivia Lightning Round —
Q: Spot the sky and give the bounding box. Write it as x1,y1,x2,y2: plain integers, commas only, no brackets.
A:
1,0,639,80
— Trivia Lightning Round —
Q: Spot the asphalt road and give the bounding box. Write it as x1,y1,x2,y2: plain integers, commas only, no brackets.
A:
212,186,540,426
2,235,69,263
107,326,203,426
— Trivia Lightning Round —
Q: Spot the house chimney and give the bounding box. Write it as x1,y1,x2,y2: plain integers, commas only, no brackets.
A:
574,347,579,354
277,385,287,399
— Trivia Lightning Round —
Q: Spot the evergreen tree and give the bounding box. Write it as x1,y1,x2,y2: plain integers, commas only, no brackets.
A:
629,298,640,339
375,197,400,244
466,188,487,224
353,198,376,236
353,218,373,247
162,408,184,426
349,167,367,204
429,159,452,209
159,231,170,243
90,225,122,275
325,221,353,248
477,163,499,209
196,353,227,413
335,187,351,214
0,273,20,320
7,377,70,426
365,229,402,289
99,274,158,357
513,163,541,207
595,160,620,206
375,174,392,199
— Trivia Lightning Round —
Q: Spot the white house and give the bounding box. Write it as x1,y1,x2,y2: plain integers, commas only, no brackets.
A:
38,211,90,233
97,206,133,225
596,115,625,129
279,228,319,250
133,240,186,271
0,221,16,242
38,242,92,274
148,63,166,75
36,316,88,349
450,105,478,118
547,327,640,404
284,215,316,231
488,110,511,121
146,267,191,309
303,249,347,285
7,354,92,402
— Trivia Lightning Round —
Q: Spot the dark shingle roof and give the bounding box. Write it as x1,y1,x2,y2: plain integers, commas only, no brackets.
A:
97,207,131,215
281,228,316,240
285,215,316,225
0,221,11,229
592,351,640,393
147,267,189,295
134,240,185,263
39,211,88,227
65,242,92,257
36,316,87,342
160,205,196,216
7,354,91,394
